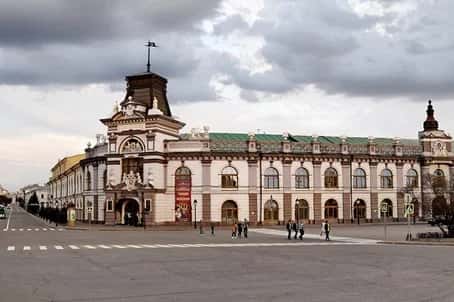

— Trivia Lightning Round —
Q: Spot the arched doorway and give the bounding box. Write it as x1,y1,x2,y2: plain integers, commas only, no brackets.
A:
120,199,140,226
432,196,447,218
264,199,279,224
324,199,338,220
295,199,309,222
174,166,192,222
221,200,238,224
354,199,366,220
381,199,393,218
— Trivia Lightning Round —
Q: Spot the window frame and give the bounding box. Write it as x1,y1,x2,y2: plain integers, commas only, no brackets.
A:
380,169,393,189
324,168,338,188
295,167,309,189
353,168,367,189
264,167,280,189
221,166,238,189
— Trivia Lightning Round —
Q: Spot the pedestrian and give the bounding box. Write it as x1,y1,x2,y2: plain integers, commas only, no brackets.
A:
243,219,248,239
299,222,305,240
199,219,204,234
231,223,237,239
237,221,243,239
286,220,292,240
210,222,215,236
324,220,330,241
292,220,298,239
320,220,326,239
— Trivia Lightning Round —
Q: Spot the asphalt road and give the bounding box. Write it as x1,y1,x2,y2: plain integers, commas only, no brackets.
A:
1,204,453,302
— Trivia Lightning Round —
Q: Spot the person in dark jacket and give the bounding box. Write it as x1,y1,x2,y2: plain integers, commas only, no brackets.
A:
324,220,331,241
292,221,298,239
243,219,248,239
286,220,292,240
237,222,243,239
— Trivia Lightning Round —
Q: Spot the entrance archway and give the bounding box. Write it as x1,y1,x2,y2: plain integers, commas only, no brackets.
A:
324,199,338,220
121,199,140,226
432,196,447,218
354,199,366,219
221,200,238,224
264,199,279,224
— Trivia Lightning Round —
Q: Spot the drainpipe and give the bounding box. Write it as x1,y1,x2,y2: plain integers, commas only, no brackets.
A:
259,151,263,225
350,154,353,224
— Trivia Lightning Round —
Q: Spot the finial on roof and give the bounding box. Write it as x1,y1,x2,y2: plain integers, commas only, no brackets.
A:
424,99,439,131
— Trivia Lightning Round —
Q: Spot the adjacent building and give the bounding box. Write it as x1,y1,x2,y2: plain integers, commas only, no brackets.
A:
47,70,454,226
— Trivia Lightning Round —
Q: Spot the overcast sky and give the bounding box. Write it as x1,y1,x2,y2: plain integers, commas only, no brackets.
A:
1,0,454,191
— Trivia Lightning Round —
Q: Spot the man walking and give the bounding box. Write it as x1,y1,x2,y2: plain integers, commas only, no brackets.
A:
237,221,243,239
286,220,292,240
299,222,305,240
292,220,298,239
324,220,331,241
243,219,248,239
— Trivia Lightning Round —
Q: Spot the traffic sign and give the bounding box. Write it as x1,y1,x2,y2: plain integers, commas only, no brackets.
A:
404,203,414,217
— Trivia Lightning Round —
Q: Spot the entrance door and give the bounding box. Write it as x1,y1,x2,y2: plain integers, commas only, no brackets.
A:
264,199,279,224
221,200,238,224
123,199,140,226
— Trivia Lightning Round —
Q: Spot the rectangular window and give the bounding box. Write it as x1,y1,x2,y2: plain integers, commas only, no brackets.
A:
122,158,143,176
107,200,113,212
222,175,238,188
295,175,309,189
145,199,151,212
381,176,393,188
264,175,279,189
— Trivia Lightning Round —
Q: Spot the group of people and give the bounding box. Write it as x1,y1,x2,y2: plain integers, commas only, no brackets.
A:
286,220,305,240
286,220,332,241
231,219,249,239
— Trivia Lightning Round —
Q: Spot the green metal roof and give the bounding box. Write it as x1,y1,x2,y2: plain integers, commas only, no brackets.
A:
208,132,418,145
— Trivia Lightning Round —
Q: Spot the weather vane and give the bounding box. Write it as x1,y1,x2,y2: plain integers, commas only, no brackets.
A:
145,40,158,73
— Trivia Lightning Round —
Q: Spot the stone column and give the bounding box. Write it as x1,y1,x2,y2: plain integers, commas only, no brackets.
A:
201,160,211,222
369,161,378,221
313,161,322,223
342,160,351,223
248,160,258,224
283,160,292,222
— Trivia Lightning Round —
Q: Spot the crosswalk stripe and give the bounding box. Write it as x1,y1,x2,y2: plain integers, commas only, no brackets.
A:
39,246,47,251
11,228,16,231
19,228,23,231
34,228,39,231
49,228,55,231
3,229,6,231
58,229,63,231
54,245,64,250
7,246,15,251
68,245,79,250
27,228,32,231
83,245,96,249
23,246,31,251
42,228,47,231
98,245,112,249
112,245,127,249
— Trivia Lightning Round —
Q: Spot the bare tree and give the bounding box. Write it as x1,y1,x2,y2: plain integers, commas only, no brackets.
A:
422,173,454,237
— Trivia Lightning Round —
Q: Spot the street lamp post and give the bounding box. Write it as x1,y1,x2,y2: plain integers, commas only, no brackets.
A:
193,199,197,229
295,199,300,225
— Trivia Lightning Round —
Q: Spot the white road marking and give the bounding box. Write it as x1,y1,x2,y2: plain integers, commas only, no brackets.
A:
19,228,23,231
42,228,47,231
27,228,32,231
58,229,63,231
98,245,112,249
11,228,16,231
2,229,6,232
68,245,80,250
49,228,55,231
5,205,13,231
23,246,31,251
126,244,142,248
54,245,64,250
34,228,39,231
39,246,47,251
7,246,15,251
112,245,127,249
83,245,96,249
140,244,158,248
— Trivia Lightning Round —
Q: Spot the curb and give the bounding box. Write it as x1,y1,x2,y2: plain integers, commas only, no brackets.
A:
381,240,454,247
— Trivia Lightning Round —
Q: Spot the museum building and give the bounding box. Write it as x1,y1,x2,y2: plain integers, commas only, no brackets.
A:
47,70,454,226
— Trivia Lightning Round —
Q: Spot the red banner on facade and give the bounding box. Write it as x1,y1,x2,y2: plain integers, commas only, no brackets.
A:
175,176,191,222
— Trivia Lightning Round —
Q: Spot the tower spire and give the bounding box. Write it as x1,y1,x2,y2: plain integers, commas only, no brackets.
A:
423,99,439,131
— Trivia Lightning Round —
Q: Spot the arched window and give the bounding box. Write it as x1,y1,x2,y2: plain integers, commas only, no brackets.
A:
221,200,238,224
175,166,191,176
380,169,393,189
324,168,338,188
381,199,393,217
86,170,91,191
221,166,238,188
264,199,279,223
324,199,338,219
354,199,366,219
406,169,418,188
353,168,366,188
121,138,144,153
295,167,309,189
295,199,309,220
264,167,279,189
434,169,445,177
